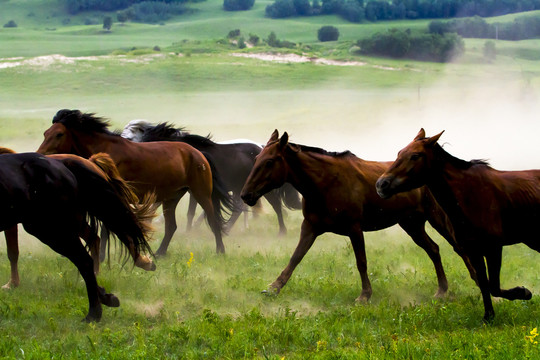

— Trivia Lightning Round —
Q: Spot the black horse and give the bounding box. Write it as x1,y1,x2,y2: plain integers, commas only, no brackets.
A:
123,121,302,235
0,152,154,322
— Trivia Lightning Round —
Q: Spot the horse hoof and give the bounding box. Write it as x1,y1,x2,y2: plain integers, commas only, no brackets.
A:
262,287,280,296
135,255,156,271
102,294,120,308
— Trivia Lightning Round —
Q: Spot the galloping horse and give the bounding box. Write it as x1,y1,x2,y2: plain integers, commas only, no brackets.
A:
37,109,234,256
376,128,540,321
241,130,474,302
0,147,156,289
0,151,154,321
123,121,302,235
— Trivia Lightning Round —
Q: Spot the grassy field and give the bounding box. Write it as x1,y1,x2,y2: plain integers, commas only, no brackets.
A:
0,0,539,358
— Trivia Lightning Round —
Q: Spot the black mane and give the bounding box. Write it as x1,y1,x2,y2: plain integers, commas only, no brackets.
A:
292,143,354,158
434,142,490,169
53,109,113,135
142,122,215,147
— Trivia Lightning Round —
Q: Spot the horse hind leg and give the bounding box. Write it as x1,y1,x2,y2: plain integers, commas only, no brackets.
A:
3,226,19,289
485,246,532,301
399,218,448,298
42,231,106,322
155,193,185,256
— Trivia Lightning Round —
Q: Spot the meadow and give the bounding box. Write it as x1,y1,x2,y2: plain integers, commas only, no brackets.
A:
0,0,539,358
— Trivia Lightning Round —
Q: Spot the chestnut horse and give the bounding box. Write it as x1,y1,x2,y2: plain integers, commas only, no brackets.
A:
37,109,234,256
0,151,154,321
241,130,474,302
0,147,156,289
376,128,540,321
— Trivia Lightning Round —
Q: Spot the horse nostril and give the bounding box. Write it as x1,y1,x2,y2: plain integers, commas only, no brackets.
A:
376,178,390,190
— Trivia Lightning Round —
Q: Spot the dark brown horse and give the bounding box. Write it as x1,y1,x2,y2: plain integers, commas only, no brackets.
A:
0,151,154,321
37,109,234,256
376,128,540,321
241,130,474,302
0,147,156,289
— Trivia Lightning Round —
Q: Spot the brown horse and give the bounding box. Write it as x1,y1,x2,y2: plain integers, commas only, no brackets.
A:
376,128,540,321
241,130,475,302
0,147,156,289
37,109,234,256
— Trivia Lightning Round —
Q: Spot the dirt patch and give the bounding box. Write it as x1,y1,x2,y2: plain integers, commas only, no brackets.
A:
231,52,367,66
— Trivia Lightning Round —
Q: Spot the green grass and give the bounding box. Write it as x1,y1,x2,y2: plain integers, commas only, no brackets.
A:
1,212,539,359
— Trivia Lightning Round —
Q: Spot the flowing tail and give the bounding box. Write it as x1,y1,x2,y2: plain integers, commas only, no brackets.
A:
278,182,302,210
58,154,155,265
201,151,237,234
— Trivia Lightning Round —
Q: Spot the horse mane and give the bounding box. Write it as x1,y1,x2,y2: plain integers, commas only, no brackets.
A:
142,122,215,146
290,142,354,158
434,142,490,169
53,109,113,135
0,146,16,154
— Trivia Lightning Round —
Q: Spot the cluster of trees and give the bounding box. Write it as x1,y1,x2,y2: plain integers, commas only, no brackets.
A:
116,1,188,23
64,0,189,14
358,28,464,62
429,14,540,40
265,0,540,23
223,0,255,11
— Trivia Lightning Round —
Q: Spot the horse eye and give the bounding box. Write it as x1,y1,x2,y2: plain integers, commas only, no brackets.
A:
265,159,274,167
410,153,421,161
55,133,64,139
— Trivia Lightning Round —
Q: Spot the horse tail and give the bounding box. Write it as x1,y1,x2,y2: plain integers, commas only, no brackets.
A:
89,153,156,235
201,151,236,234
60,156,154,261
279,183,302,210
0,147,16,154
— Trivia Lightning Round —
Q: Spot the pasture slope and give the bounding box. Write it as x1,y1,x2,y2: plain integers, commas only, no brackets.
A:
0,0,539,358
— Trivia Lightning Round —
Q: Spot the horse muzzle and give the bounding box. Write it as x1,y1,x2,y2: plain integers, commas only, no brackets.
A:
375,176,395,199
241,191,259,206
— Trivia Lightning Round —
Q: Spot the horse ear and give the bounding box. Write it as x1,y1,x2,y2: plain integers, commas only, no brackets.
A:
268,129,279,144
426,130,444,146
279,132,289,149
414,128,426,141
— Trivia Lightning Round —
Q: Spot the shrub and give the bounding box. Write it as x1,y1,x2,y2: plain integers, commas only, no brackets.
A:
227,29,241,38
223,0,255,11
317,25,340,42
103,16,113,30
248,33,260,46
358,29,464,62
3,20,17,28
266,0,296,18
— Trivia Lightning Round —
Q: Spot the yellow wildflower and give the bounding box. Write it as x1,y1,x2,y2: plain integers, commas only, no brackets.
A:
525,327,538,344
186,252,194,268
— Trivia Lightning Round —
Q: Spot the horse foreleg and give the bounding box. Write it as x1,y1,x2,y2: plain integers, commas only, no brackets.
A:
266,220,317,295
468,251,495,322
3,226,19,289
485,246,532,301
399,218,448,298
263,191,287,236
155,194,184,256
186,193,197,232
349,226,372,302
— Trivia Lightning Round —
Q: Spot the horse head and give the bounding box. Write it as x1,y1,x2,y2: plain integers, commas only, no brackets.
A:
121,119,153,142
376,128,444,199
241,129,291,206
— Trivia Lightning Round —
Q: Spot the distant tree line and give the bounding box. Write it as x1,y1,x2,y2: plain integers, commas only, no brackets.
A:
64,0,190,14
429,14,540,40
358,28,464,62
266,0,540,23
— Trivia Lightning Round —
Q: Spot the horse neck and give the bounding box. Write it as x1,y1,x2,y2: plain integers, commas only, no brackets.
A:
284,148,341,200
424,146,480,228
71,129,118,159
